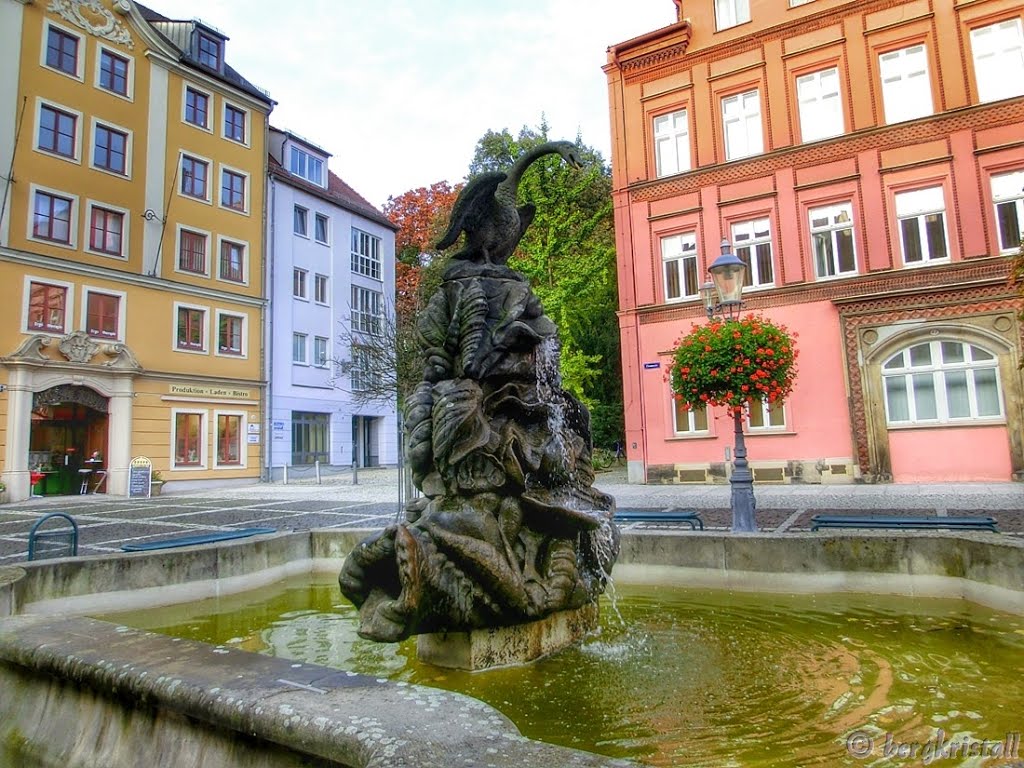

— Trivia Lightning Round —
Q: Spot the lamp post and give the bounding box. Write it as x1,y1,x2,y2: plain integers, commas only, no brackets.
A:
702,238,757,533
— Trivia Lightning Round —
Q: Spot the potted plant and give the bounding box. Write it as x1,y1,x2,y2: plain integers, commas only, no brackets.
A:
150,470,164,496
0,480,6,503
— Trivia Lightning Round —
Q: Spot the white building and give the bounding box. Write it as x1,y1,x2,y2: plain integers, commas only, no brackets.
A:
265,127,398,474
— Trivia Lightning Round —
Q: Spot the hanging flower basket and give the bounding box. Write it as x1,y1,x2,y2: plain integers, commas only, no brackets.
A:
669,314,799,415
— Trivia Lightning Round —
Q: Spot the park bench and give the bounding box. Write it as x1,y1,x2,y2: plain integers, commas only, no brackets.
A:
809,515,999,533
614,509,704,530
121,527,277,552
27,512,79,561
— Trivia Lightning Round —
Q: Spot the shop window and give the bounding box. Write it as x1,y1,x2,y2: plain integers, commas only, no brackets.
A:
28,282,66,333
217,414,242,465
85,292,119,339
174,412,204,467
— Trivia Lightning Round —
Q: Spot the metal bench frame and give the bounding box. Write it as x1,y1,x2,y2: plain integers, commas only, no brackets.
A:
121,527,276,552
614,509,705,530
810,515,999,533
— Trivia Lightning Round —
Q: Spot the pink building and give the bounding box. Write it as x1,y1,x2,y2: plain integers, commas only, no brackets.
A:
605,0,1024,484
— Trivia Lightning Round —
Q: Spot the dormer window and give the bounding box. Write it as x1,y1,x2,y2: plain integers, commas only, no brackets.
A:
289,146,324,186
196,31,222,70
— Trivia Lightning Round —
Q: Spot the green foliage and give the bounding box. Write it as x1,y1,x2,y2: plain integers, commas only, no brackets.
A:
669,315,799,415
1010,238,1024,368
467,120,624,447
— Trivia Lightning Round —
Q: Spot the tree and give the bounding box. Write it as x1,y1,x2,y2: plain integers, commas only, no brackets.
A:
1010,237,1024,368
463,121,624,448
383,182,461,266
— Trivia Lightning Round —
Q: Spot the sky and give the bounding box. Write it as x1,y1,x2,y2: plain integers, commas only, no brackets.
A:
151,0,677,209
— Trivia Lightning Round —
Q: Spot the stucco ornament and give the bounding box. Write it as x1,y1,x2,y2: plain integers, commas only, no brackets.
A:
339,144,619,643
58,331,100,364
47,0,135,50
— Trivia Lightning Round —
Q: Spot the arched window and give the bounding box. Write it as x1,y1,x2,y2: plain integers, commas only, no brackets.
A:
882,340,1002,425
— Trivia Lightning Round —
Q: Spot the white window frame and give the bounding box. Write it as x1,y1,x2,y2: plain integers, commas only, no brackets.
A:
351,228,382,279
992,169,1024,254
654,109,690,177
731,217,775,289
715,0,750,30
809,201,857,279
292,332,308,365
34,97,82,164
94,44,134,102
314,273,329,305
23,275,74,335
84,199,130,260
895,186,949,266
747,401,787,432
214,309,247,359
879,45,933,124
213,409,247,469
289,145,325,187
293,268,308,300
294,205,309,237
351,286,383,336
89,117,133,178
171,408,207,470
218,164,249,215
313,336,329,368
672,399,709,436
315,213,330,244
174,224,211,278
28,184,78,250
172,301,209,355
81,285,127,342
178,151,213,204
796,67,843,142
182,82,213,133
216,235,249,285
883,340,1004,426
970,18,1024,103
41,20,84,82
662,232,699,302
722,89,763,160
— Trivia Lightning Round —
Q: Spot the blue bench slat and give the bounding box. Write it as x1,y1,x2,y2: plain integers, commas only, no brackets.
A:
122,527,276,552
810,515,998,532
614,510,704,529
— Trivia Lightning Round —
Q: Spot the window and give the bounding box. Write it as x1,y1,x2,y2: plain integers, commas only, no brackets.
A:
673,400,708,435
178,229,207,274
351,228,381,279
293,268,308,299
196,31,221,70
85,292,119,339
662,232,698,301
28,282,66,333
93,124,128,175
98,49,129,96
291,411,329,465
790,0,817,5
289,146,324,186
217,414,241,465
351,345,380,391
809,202,856,278
88,206,124,257
715,0,750,30
46,27,79,76
176,306,206,351
217,314,243,355
796,67,843,142
184,87,209,129
748,401,786,430
879,45,932,124
181,155,209,199
351,286,383,335
895,187,948,265
654,109,690,177
315,213,329,244
32,190,73,244
883,341,1003,425
292,332,308,364
224,104,246,142
219,240,245,282
992,170,1024,253
722,89,763,160
314,273,329,304
971,19,1024,103
314,336,329,367
37,104,76,158
731,218,774,287
174,412,203,467
221,169,245,211
293,205,308,236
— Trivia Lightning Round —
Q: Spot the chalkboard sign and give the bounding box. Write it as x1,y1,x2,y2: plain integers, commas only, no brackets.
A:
128,456,152,499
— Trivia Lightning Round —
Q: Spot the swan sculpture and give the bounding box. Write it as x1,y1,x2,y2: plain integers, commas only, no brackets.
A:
436,140,583,264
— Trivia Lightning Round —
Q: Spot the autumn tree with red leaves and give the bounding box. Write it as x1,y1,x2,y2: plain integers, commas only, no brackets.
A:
383,181,461,265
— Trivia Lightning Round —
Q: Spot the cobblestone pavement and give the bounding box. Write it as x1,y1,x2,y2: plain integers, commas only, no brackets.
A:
2,467,1022,564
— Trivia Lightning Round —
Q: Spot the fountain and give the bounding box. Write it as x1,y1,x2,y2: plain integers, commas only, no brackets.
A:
338,141,620,668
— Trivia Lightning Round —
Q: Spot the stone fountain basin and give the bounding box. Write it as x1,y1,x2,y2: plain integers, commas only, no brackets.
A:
1,529,1022,768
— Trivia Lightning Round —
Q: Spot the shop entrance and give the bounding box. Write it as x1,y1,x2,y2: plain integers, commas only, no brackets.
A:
29,385,109,495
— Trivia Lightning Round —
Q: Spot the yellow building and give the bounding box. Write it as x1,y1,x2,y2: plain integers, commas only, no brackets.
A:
0,0,273,500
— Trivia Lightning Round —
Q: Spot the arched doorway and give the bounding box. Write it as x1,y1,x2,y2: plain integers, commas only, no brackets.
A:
29,385,109,495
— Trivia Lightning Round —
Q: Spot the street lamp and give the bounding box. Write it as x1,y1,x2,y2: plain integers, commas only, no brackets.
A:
702,238,757,532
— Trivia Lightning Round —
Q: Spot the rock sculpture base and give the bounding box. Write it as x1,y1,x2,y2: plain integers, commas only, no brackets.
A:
416,603,599,671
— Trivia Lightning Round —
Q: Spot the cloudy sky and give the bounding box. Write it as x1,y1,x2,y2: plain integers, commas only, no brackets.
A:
150,0,676,208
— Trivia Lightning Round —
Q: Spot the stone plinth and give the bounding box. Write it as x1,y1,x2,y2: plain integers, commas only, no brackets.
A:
417,602,599,670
